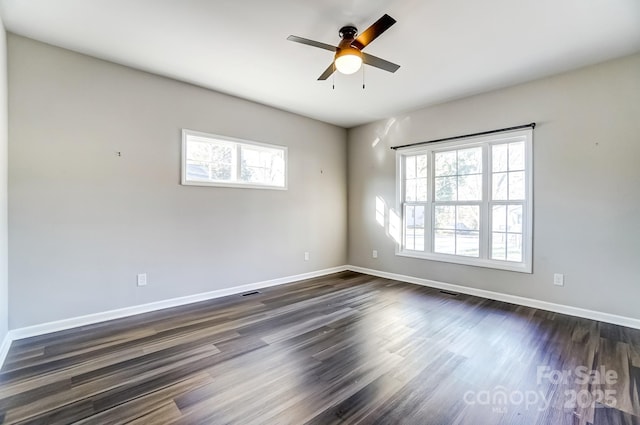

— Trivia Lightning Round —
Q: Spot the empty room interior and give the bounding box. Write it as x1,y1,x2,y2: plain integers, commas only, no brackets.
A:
0,0,639,424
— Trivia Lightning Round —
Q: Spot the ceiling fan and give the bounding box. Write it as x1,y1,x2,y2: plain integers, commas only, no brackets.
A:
287,14,400,80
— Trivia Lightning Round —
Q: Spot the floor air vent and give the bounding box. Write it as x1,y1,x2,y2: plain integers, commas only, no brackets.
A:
241,291,261,297
439,290,459,297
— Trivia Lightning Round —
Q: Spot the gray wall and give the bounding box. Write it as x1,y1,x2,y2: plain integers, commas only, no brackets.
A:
7,34,639,330
348,53,640,319
8,35,347,328
0,20,7,340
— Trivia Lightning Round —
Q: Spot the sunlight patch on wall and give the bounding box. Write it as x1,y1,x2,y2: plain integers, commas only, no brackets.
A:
376,196,386,227
375,195,401,245
389,208,401,244
371,118,397,162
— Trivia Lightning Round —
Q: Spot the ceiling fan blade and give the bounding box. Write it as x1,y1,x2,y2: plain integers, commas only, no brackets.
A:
287,35,337,52
317,63,336,80
362,53,400,73
351,14,396,50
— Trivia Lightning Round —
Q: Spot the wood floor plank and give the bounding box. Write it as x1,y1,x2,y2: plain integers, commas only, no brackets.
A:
73,373,213,425
0,271,639,424
127,401,183,425
3,343,219,423
596,338,634,416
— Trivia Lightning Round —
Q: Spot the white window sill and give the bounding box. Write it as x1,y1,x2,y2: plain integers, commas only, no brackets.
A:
181,180,288,190
396,250,532,273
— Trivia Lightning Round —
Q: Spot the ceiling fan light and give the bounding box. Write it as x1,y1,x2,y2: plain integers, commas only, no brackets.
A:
335,49,363,75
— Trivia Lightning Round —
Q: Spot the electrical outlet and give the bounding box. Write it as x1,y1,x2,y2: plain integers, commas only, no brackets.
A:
304,252,310,261
372,250,378,259
137,273,147,286
553,273,564,286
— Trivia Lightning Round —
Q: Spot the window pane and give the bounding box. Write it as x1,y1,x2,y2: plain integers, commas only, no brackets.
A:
240,146,285,185
457,205,479,231
405,156,416,179
507,233,523,262
435,176,457,201
194,143,233,181
491,232,506,260
492,205,506,232
241,166,265,183
435,205,455,229
492,172,508,200
210,164,232,180
458,147,482,175
405,206,415,250
260,150,273,167
406,205,415,226
509,142,525,171
414,206,425,228
405,206,425,252
186,141,211,162
242,147,259,166
435,151,457,176
186,161,209,181
458,174,482,201
434,230,455,254
416,178,428,202
405,179,417,201
456,231,479,257
508,171,525,200
416,155,428,178
405,233,415,251
492,144,508,172
415,228,425,251
211,144,233,167
270,158,285,186
507,205,523,233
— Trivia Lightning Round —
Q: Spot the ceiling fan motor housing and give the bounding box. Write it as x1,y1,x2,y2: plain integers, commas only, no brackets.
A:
339,25,358,41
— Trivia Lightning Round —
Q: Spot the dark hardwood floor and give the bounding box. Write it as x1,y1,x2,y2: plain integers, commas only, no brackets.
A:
0,271,639,424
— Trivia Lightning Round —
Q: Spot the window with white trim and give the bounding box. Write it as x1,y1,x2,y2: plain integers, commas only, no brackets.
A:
182,129,287,189
396,129,533,272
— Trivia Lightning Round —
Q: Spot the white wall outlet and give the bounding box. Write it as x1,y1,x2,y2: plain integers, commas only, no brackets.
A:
137,273,147,286
372,250,378,259
553,273,564,286
304,252,310,261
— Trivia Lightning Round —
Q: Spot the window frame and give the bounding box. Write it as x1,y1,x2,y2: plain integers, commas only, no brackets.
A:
181,129,288,190
395,129,533,273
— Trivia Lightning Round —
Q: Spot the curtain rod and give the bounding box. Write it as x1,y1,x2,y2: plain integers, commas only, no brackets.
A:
389,122,536,150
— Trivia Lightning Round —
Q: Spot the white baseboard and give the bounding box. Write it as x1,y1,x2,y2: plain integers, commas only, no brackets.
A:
7,266,347,343
3,264,638,371
0,332,11,369
346,265,640,330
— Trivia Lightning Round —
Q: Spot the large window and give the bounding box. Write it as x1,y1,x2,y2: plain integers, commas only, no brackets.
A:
182,129,287,189
396,129,532,272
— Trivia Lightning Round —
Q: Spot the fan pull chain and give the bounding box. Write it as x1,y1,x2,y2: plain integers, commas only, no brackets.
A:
362,64,366,89
332,63,336,90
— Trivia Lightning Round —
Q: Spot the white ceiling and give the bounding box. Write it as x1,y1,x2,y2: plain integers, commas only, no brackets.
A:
1,0,639,128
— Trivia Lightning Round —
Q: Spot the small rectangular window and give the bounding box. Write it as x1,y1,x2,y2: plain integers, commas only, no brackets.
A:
182,129,287,189
396,128,533,273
